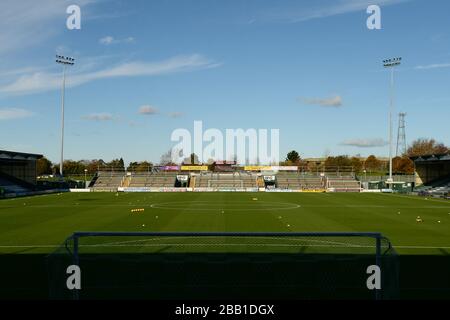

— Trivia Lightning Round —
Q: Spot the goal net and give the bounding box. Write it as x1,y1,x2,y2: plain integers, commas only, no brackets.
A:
47,232,398,300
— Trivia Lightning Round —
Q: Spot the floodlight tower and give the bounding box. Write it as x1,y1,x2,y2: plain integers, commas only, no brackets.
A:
383,57,401,184
396,112,407,157
55,55,75,177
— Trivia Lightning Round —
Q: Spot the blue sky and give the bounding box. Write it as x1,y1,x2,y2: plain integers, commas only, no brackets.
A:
0,0,449,164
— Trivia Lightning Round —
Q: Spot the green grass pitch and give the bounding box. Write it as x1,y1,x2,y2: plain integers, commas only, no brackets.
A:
1,192,449,254
0,192,449,299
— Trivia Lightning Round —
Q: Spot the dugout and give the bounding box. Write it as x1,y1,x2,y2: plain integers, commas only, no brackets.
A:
0,150,43,190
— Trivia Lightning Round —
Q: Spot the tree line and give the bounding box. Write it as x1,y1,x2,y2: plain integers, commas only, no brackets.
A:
37,158,129,176
282,138,449,174
37,138,448,176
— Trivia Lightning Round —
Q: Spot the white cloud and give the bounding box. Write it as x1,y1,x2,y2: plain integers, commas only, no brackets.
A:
0,54,221,96
0,108,34,120
82,113,114,121
99,36,115,45
0,0,95,55
260,0,411,23
139,105,158,115
0,66,45,77
300,95,343,107
99,36,135,45
341,138,388,148
415,63,450,70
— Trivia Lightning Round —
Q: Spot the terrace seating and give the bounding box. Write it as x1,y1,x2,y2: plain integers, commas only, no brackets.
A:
128,172,177,188
416,175,450,197
91,172,125,191
0,176,30,194
194,172,257,189
275,173,323,190
327,176,361,192
430,185,450,194
195,173,213,187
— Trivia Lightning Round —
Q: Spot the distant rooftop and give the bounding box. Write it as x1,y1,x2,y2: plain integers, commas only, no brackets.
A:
410,153,450,162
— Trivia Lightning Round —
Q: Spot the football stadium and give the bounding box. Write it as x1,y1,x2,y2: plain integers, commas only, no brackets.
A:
1,0,450,306
1,154,449,299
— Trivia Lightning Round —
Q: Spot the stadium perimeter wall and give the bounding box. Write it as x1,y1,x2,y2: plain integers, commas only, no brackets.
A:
93,187,328,193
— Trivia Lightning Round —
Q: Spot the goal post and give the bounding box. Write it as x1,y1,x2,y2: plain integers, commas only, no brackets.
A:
47,232,398,300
